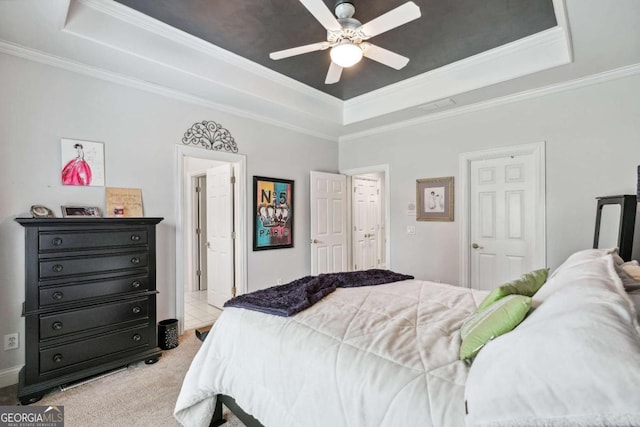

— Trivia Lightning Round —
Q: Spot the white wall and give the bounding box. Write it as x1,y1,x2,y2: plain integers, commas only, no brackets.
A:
340,73,640,284
0,53,338,382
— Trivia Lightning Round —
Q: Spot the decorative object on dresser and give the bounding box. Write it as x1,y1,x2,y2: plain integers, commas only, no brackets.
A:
30,205,55,218
105,187,144,218
15,217,163,405
593,195,640,261
60,206,102,217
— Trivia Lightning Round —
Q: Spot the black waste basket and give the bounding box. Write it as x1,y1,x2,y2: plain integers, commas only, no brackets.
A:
158,319,179,350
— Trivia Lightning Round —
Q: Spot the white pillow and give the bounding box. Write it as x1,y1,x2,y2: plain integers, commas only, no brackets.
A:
548,247,620,280
465,254,640,426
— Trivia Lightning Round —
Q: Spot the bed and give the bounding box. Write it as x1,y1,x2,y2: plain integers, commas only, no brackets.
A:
174,249,640,427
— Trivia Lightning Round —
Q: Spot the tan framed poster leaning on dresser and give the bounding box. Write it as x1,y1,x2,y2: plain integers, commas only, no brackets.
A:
106,187,143,217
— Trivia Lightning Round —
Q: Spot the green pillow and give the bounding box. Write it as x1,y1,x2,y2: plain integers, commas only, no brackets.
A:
460,294,532,361
475,268,549,313
513,268,550,296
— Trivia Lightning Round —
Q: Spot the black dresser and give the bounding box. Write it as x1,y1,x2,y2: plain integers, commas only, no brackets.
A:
15,217,164,404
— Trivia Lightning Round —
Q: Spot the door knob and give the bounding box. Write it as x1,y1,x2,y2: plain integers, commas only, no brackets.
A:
310,239,319,244
472,243,483,249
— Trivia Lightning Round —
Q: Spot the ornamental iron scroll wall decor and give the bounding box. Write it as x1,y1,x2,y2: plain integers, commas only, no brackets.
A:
182,121,238,153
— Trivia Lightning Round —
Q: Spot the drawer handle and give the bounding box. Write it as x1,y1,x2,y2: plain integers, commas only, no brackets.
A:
132,306,141,314
51,237,63,246
52,264,63,273
53,354,63,363
130,234,141,241
52,291,64,301
132,334,142,342
131,257,140,265
131,280,141,289
52,321,63,331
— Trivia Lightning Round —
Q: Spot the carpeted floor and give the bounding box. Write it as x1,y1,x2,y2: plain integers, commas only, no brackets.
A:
0,331,243,426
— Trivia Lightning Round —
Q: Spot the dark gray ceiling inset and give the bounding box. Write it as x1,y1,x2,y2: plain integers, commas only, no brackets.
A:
114,0,557,100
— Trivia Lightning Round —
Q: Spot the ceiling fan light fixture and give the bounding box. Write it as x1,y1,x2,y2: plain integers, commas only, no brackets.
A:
330,41,363,67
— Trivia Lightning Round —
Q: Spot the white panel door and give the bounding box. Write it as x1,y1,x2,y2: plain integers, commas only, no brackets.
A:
310,171,348,275
352,177,380,270
470,154,535,290
206,164,234,308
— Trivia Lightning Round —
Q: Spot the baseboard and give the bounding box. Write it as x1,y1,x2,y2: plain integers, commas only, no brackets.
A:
0,365,22,388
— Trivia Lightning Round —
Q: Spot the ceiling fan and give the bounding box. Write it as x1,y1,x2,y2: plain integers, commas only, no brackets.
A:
269,0,421,84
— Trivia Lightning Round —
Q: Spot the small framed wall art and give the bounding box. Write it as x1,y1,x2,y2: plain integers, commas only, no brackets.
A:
60,138,105,187
253,176,294,250
416,176,454,221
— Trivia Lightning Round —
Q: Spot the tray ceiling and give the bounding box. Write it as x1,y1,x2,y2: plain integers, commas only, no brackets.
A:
2,1,638,140
114,0,557,100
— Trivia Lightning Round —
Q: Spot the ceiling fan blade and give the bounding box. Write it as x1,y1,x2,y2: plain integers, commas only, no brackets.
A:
299,0,343,32
357,2,421,39
362,43,409,70
270,41,330,60
325,62,343,84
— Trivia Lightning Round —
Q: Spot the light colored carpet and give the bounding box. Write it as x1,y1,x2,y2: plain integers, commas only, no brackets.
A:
0,331,243,427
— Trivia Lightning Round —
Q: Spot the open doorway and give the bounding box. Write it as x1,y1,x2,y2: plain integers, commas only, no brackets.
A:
175,146,247,334
351,172,386,270
310,165,390,274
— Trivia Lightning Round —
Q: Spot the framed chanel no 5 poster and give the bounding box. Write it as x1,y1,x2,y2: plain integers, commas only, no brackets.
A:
253,176,294,251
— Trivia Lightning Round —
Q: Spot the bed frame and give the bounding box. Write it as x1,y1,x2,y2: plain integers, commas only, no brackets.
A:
210,394,264,427
194,327,265,427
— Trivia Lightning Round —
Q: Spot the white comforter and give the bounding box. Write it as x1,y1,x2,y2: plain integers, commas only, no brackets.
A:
174,279,487,427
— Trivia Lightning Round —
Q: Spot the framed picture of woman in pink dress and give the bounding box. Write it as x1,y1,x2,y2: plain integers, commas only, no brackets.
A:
60,138,105,186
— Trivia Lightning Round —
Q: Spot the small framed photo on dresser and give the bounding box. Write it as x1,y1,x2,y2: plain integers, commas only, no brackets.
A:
61,206,102,218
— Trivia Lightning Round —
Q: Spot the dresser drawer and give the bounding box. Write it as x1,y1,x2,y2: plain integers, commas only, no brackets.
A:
39,230,148,252
40,252,148,279
39,325,149,373
40,298,149,339
39,276,149,307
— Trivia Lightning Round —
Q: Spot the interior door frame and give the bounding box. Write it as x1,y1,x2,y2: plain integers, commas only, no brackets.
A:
175,145,247,334
458,141,546,287
340,164,391,270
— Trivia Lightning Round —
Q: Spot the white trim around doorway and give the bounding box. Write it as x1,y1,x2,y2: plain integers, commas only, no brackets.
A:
175,145,247,334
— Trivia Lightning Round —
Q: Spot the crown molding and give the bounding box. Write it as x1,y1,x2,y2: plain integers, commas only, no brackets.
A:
343,24,572,124
339,62,640,142
0,40,339,142
72,0,342,106
6,39,636,145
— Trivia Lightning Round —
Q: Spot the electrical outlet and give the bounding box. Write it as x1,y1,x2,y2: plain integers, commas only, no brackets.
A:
4,333,19,351
276,278,283,285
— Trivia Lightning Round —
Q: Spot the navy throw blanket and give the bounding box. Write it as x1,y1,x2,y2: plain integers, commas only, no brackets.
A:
223,269,414,317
